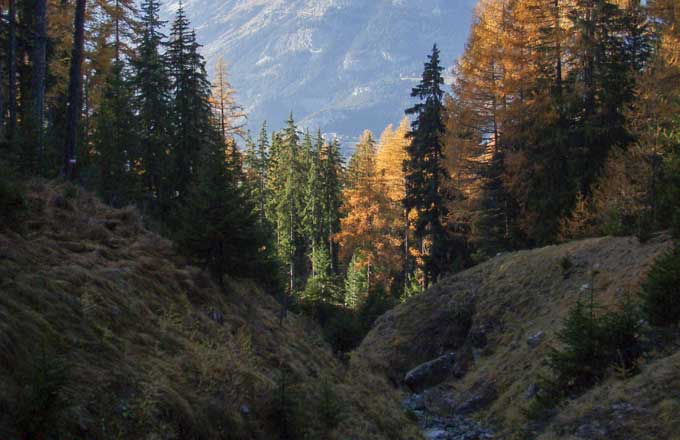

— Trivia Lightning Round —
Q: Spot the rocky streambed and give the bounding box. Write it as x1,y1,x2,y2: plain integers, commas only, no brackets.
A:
400,352,496,440
403,391,495,440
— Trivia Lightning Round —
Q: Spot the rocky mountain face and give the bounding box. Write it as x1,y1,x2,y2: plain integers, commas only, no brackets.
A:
161,0,475,146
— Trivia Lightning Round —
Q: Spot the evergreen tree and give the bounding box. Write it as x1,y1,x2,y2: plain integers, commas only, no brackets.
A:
344,253,368,309
320,137,344,273
175,129,265,284
131,0,172,211
92,60,138,207
404,45,450,287
303,130,325,249
167,5,214,201
274,115,307,295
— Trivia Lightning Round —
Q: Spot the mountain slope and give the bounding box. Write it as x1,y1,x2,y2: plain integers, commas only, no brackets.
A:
162,0,475,144
0,181,420,440
354,235,679,439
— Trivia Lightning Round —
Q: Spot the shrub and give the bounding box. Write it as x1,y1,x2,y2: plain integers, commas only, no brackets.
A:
559,255,573,278
546,297,642,398
641,247,680,327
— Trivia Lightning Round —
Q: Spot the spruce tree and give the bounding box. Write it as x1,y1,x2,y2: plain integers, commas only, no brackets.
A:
404,44,449,287
167,5,214,201
320,137,344,273
132,0,172,212
274,115,307,295
345,253,368,309
175,129,264,284
92,61,138,207
303,130,325,249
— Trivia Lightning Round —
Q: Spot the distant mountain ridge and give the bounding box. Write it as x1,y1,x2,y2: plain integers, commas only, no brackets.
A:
161,0,475,147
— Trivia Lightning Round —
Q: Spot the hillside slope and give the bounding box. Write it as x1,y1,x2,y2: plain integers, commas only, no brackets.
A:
355,235,679,439
0,181,420,440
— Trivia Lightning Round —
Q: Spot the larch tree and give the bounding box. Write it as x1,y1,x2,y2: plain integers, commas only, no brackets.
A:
212,57,246,142
336,130,399,297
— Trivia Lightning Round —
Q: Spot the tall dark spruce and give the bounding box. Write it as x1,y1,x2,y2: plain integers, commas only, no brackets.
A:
404,44,449,287
132,0,171,211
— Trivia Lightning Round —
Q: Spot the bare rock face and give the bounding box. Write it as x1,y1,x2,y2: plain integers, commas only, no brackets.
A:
404,352,458,392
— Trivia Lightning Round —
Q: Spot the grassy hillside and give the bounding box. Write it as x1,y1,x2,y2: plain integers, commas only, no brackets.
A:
355,234,679,439
0,180,421,440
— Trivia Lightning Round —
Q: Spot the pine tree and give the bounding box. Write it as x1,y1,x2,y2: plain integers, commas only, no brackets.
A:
132,0,171,211
404,45,450,287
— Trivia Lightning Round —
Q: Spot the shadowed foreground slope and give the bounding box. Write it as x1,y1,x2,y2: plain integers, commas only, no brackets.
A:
0,181,420,440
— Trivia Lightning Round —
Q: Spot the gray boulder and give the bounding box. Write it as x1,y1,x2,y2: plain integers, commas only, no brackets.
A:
404,352,457,392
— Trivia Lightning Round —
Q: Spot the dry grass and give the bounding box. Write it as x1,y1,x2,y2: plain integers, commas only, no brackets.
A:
0,181,420,440
355,232,676,438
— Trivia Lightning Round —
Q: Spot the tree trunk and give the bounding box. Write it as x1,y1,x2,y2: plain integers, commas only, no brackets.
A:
404,208,409,291
32,0,48,161
554,0,563,100
115,0,121,62
0,61,5,138
63,0,87,180
7,0,17,139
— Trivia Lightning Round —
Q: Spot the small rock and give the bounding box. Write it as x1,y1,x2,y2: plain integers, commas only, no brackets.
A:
527,331,545,348
456,384,497,415
576,421,608,438
611,401,634,420
524,383,539,400
404,352,457,392
240,404,251,416
424,429,448,440
207,309,225,325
